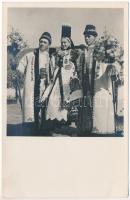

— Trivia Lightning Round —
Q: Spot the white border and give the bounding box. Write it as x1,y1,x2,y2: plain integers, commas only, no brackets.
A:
0,1,130,199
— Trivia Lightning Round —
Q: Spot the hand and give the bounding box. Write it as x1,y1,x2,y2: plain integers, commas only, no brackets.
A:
57,50,66,58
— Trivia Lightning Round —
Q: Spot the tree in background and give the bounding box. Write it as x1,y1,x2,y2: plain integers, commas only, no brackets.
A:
7,27,28,57
7,28,28,103
7,28,28,89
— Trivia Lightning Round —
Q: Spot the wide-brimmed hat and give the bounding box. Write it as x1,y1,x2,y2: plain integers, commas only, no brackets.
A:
83,24,98,37
39,32,52,45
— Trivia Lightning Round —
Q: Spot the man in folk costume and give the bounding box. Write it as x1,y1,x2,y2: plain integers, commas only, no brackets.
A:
17,32,53,131
77,25,98,134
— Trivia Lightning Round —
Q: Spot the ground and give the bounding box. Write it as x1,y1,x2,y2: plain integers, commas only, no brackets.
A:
7,102,123,137
7,102,79,136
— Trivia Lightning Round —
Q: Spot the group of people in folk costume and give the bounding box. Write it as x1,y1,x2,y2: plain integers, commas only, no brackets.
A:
17,24,123,135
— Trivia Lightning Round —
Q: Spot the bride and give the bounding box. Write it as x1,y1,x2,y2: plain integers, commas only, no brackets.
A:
41,25,81,127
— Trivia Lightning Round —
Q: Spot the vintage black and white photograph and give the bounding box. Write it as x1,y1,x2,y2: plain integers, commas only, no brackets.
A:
3,2,129,199
7,6,124,137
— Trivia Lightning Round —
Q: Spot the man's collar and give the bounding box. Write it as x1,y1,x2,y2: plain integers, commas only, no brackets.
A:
87,44,96,50
86,40,97,50
39,49,49,54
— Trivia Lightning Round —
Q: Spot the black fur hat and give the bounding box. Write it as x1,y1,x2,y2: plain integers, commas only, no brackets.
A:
39,32,52,44
83,24,98,37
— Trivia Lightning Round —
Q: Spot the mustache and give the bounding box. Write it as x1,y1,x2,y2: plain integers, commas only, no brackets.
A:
39,45,46,48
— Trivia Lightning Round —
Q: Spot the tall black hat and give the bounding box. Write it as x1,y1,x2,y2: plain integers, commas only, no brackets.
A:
61,25,74,48
83,24,98,37
61,25,71,38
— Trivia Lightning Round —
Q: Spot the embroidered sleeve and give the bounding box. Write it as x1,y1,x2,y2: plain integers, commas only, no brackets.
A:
17,54,28,74
49,55,57,81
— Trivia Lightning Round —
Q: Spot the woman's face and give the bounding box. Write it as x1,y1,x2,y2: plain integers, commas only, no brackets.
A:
85,34,96,46
61,37,71,50
39,38,50,51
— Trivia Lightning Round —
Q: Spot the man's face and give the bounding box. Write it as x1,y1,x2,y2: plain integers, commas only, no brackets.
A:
61,37,71,50
85,34,96,46
39,38,50,51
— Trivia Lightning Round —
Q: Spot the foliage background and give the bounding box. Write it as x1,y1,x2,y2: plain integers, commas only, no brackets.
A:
7,28,28,89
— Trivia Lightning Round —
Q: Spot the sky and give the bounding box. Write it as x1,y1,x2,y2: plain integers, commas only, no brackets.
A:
8,8,124,48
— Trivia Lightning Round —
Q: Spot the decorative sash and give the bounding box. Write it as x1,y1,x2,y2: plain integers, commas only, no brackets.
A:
34,49,40,127
58,56,64,108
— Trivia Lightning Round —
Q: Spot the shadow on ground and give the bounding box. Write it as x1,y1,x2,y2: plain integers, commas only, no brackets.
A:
7,123,123,137
7,102,124,137
7,123,51,136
